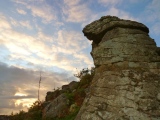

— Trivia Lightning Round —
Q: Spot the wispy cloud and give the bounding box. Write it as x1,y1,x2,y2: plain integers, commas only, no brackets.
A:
37,31,52,42
0,14,92,74
98,0,123,6
62,0,91,22
27,5,56,23
16,8,27,15
141,0,160,23
19,21,32,29
152,23,160,35
13,0,57,23
10,18,19,27
143,0,160,35
105,7,137,20
57,30,89,52
10,18,32,29
0,14,11,29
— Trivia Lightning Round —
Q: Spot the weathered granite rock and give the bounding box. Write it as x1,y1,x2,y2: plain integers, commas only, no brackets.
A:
75,16,160,120
43,93,69,119
62,84,70,91
62,81,78,91
69,81,78,89
45,90,61,101
83,16,149,44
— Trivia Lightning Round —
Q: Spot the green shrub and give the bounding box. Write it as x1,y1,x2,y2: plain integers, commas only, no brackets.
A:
11,110,26,120
11,101,42,120
65,93,74,105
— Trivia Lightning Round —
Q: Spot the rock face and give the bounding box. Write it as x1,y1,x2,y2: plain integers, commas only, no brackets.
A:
45,90,61,101
62,81,78,91
43,93,69,119
75,16,160,120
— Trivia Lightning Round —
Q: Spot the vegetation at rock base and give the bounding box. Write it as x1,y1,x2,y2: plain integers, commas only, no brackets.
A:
9,67,94,120
11,101,42,120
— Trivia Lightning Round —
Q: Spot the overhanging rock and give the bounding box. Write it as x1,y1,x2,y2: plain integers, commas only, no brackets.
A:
75,16,160,120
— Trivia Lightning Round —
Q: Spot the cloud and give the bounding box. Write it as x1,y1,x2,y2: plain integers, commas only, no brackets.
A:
141,0,160,23
80,1,137,28
10,18,19,27
19,21,32,29
0,23,52,57
13,0,57,23
12,0,27,5
98,0,123,6
105,7,137,20
28,5,56,23
54,30,93,70
0,95,35,100
16,8,27,15
147,0,160,19
57,30,89,51
152,23,160,35
0,14,11,29
37,31,52,42
0,16,93,73
143,0,160,35
63,0,91,22
10,18,32,29
0,62,76,115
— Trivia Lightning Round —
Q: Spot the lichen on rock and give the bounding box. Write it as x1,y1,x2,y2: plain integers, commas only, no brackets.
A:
75,16,160,120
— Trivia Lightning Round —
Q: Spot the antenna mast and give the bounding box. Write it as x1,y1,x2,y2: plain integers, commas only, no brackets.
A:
38,71,41,101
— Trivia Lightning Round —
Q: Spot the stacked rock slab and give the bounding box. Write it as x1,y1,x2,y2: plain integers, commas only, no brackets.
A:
75,16,160,120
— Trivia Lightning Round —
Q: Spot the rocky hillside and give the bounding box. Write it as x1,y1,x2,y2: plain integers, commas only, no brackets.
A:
75,16,160,120
9,68,94,120
42,68,94,120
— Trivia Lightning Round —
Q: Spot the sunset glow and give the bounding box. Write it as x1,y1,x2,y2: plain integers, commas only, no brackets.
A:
15,98,37,108
15,92,27,97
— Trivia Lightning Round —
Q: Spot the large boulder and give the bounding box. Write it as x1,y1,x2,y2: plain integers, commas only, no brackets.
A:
83,16,149,44
68,81,78,90
62,81,78,91
45,90,61,101
43,93,69,119
75,16,160,120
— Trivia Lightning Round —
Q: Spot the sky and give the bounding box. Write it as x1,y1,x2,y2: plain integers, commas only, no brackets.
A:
0,0,160,115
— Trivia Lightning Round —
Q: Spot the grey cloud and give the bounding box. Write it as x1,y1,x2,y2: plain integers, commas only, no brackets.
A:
0,95,35,99
0,62,76,115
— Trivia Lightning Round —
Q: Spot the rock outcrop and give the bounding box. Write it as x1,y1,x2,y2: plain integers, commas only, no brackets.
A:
45,81,78,102
45,90,61,101
75,16,160,120
62,81,78,91
43,93,69,119
42,81,79,119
